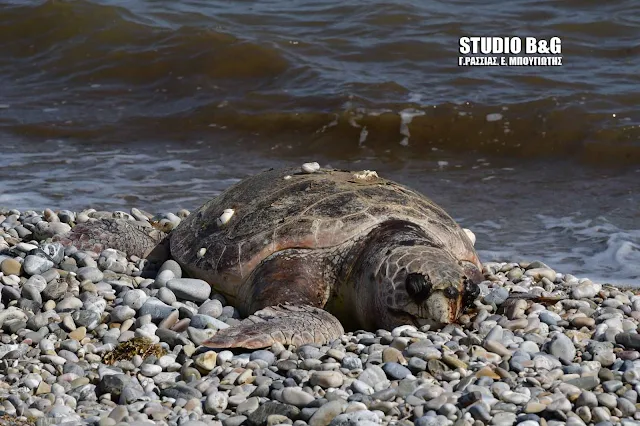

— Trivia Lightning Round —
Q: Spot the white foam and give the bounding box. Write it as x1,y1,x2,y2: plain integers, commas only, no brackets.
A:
358,126,368,146
537,214,640,284
398,109,425,146
407,93,423,103
474,214,640,286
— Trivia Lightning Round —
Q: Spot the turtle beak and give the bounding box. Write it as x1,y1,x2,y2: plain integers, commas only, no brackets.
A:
422,287,461,326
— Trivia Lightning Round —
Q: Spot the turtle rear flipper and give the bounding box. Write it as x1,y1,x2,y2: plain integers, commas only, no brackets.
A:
201,304,344,349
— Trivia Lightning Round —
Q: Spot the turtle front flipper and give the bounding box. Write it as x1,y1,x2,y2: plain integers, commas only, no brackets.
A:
56,218,169,261
202,304,344,349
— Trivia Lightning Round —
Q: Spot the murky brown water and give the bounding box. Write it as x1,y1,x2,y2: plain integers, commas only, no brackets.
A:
0,0,639,283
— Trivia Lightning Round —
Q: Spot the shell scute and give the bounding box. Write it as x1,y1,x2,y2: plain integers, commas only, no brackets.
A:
305,191,368,218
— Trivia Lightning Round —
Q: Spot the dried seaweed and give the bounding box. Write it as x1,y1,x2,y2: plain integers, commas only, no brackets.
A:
103,337,167,365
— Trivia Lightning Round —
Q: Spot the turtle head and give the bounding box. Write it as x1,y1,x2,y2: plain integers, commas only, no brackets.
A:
389,255,481,328
352,221,482,330
380,247,481,329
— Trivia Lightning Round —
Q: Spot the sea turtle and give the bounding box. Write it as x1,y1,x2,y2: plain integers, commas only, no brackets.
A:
58,167,483,349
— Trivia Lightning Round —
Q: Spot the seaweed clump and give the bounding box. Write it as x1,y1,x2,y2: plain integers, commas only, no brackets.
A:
103,337,167,365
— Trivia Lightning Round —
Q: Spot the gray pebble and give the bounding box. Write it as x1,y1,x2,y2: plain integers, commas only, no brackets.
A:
23,255,54,275
158,259,182,278
166,278,211,303
77,266,104,283
382,362,411,380
546,332,576,363
138,297,176,322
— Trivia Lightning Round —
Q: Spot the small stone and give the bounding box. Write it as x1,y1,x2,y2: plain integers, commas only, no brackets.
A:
617,396,636,416
36,381,51,395
194,352,218,371
547,333,576,363
1,258,21,275
301,162,321,174
281,387,315,407
23,255,53,275
199,299,224,318
310,371,344,388
247,401,300,426
484,340,511,357
382,347,405,364
236,396,260,416
69,327,86,341
42,280,68,301
525,267,556,281
524,402,546,413
140,364,163,377
358,366,389,389
575,391,598,408
571,317,595,328
138,298,176,321
166,278,211,303
77,266,104,283
158,259,182,278
250,350,276,366
538,311,560,326
122,289,148,310
572,281,600,299
381,362,411,380
308,400,346,426
329,410,380,426
616,333,640,351
484,287,509,305
565,376,600,390
205,391,229,414
110,305,136,323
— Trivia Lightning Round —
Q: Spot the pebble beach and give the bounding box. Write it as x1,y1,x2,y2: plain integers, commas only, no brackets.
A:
1,207,640,426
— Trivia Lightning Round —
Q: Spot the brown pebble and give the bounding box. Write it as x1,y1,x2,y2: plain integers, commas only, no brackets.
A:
158,310,179,329
382,347,406,364
475,367,500,380
618,350,640,361
171,318,191,333
524,401,547,413
36,381,51,395
571,317,595,328
69,327,87,341
442,354,467,369
504,318,529,330
0,258,21,276
483,340,512,357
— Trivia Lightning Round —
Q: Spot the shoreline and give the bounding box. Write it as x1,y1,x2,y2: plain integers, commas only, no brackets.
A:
2,208,640,426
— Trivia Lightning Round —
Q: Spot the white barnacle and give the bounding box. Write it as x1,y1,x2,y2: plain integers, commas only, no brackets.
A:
283,175,292,180
353,170,379,180
463,228,476,246
301,162,320,174
197,247,207,258
217,209,235,227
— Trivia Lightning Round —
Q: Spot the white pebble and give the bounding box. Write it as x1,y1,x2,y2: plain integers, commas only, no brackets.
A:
197,247,207,258
486,113,503,122
217,209,235,226
301,162,320,173
463,228,476,246
284,175,292,180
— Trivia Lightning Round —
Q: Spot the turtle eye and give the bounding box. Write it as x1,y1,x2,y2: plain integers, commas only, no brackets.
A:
405,273,432,301
444,286,459,300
